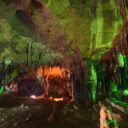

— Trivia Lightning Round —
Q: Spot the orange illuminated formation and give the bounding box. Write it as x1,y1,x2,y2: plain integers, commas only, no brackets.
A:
36,65,72,101
37,65,71,78
9,65,73,102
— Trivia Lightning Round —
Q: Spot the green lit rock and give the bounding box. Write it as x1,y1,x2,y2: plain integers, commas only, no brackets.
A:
117,53,126,68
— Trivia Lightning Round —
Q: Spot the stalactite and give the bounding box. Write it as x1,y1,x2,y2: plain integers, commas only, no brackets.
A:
89,0,121,57
116,0,128,25
109,0,122,44
87,63,97,103
90,0,104,52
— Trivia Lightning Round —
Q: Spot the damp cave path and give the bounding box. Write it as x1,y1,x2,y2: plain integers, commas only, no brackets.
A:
0,95,96,128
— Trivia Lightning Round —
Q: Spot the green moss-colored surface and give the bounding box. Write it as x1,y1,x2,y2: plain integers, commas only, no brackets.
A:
0,0,127,99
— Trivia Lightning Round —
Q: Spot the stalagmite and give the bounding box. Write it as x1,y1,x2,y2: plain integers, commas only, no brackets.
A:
100,105,109,128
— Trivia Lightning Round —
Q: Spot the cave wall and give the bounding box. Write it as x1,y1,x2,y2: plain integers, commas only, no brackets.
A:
1,0,124,58
0,0,128,103
35,0,123,57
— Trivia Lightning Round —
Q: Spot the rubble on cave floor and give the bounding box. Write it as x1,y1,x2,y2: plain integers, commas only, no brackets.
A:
0,95,128,128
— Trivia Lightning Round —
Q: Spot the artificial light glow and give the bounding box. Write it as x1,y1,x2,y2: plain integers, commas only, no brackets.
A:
30,95,36,99
54,97,64,102
49,97,64,102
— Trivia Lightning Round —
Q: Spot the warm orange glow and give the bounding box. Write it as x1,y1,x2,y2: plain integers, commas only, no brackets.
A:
37,66,70,78
10,65,72,101
49,97,65,102
36,66,72,100
30,95,65,102
53,97,64,102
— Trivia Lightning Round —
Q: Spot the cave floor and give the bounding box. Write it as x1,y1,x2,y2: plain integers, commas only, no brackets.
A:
0,95,127,128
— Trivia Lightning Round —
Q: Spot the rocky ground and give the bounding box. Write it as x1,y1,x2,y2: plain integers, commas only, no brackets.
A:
0,94,127,128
